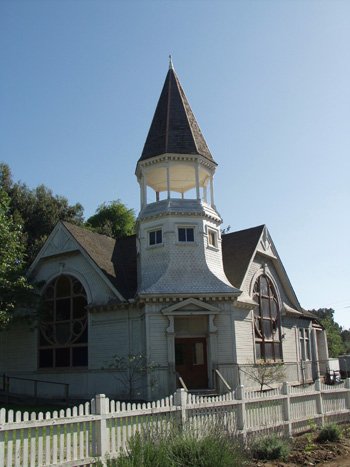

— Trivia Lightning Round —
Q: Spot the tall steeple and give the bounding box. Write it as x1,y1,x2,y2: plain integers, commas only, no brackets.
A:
135,60,238,297
139,59,214,164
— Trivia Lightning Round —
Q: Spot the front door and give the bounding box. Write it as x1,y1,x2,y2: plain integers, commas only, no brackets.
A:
175,337,208,389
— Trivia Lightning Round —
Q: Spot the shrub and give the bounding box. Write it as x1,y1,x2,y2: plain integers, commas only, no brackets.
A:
169,429,244,467
250,434,290,460
105,425,246,467
317,423,342,443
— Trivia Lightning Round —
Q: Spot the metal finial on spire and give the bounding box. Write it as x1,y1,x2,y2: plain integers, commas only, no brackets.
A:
169,55,174,70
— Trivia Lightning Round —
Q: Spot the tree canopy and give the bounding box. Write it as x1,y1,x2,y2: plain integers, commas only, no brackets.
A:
0,163,84,264
309,308,345,358
86,200,136,239
0,189,33,328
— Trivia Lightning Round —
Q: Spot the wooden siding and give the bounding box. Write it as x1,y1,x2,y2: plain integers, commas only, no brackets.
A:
233,309,254,364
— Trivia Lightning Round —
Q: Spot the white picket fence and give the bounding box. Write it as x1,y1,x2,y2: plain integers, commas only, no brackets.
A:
1,379,350,467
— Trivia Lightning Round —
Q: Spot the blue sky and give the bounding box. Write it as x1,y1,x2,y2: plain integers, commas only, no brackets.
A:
1,1,349,327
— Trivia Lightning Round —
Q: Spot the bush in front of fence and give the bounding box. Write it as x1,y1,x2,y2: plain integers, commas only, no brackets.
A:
250,434,291,461
316,423,342,443
96,425,247,466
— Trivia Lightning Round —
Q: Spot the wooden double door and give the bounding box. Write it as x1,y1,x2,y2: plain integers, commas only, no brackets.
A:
175,337,208,389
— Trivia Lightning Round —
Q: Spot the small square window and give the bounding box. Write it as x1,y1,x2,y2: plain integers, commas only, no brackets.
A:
149,229,162,246
208,229,217,247
178,227,194,242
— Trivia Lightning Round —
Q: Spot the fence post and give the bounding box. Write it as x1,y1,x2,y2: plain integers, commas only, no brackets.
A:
282,382,292,437
315,379,324,426
174,388,187,429
236,385,246,442
345,378,350,409
94,394,109,464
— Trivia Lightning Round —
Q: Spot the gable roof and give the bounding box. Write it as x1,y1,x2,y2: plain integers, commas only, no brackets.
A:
139,64,214,163
222,224,313,319
222,225,265,289
62,222,137,300
35,221,309,318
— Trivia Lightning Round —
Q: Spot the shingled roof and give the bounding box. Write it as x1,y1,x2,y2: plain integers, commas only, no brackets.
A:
62,222,265,299
62,222,137,300
139,63,214,163
222,225,265,289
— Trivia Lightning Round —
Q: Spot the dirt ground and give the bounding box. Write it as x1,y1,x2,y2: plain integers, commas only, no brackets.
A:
251,425,350,467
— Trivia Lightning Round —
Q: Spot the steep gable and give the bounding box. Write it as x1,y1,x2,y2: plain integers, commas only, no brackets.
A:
222,225,308,316
30,222,137,301
222,225,265,289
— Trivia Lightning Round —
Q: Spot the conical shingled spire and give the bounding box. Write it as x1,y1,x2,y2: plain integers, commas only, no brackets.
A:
139,65,214,163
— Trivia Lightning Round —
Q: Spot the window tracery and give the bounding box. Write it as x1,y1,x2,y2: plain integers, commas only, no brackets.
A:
39,275,88,369
253,274,282,361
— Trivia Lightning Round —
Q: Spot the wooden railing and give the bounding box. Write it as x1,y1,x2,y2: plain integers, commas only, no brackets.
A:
175,371,188,391
214,369,232,392
1,374,69,404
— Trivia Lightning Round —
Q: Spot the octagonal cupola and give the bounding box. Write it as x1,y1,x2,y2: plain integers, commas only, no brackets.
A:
135,57,220,223
135,59,239,298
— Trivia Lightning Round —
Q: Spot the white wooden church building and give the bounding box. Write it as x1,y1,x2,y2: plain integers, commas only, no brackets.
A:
0,61,329,401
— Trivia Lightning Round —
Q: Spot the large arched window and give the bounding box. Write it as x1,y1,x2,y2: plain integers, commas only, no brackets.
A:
253,275,282,361
39,275,88,368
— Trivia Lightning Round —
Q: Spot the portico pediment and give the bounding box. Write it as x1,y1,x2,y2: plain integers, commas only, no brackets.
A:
161,297,221,316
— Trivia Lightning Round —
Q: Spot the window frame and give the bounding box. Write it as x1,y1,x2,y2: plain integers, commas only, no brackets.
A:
148,228,163,247
299,328,311,361
253,274,282,362
207,228,218,249
38,275,88,370
177,226,195,243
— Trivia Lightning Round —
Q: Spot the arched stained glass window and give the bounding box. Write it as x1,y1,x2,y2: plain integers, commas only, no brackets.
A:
253,275,282,361
39,275,88,368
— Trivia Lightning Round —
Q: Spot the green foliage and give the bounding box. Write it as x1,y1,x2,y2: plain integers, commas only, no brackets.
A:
86,200,135,239
310,308,345,357
241,359,286,391
0,189,34,328
99,426,246,467
0,163,84,264
341,329,350,354
168,429,244,467
317,423,342,443
115,433,170,466
103,353,159,401
250,434,290,460
307,417,317,432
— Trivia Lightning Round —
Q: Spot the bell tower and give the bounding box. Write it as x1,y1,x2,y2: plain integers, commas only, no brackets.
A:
135,58,239,297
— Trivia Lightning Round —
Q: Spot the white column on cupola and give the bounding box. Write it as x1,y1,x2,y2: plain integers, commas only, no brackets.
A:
195,163,200,200
210,175,215,207
142,173,147,208
203,183,207,203
166,163,171,199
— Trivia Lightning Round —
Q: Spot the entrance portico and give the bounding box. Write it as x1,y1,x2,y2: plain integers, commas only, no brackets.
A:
162,298,220,392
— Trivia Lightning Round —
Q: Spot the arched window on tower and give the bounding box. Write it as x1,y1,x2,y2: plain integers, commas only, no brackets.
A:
39,275,88,369
253,275,282,362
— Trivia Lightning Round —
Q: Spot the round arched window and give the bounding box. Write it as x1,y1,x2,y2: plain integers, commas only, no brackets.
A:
253,275,282,361
39,275,88,368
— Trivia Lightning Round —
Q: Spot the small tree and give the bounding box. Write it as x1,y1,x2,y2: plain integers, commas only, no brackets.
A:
241,359,286,391
0,189,34,328
104,353,159,401
86,200,135,239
